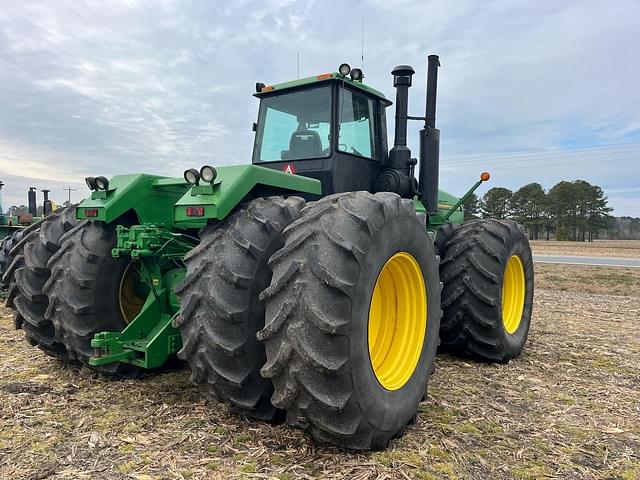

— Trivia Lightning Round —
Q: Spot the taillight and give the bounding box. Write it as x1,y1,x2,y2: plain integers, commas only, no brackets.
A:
186,207,204,217
84,208,99,217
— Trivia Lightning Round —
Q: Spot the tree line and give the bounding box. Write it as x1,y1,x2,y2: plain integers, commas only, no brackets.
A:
462,180,613,241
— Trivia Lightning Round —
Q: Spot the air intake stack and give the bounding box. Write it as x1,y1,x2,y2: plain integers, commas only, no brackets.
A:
42,189,52,216
374,65,417,198
28,187,37,217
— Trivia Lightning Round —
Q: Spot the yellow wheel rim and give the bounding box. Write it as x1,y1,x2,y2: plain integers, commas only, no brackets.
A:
502,255,526,334
119,264,145,324
368,252,427,391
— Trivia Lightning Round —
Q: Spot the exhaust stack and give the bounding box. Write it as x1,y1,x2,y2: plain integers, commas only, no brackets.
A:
418,55,441,214
28,187,37,217
42,189,52,216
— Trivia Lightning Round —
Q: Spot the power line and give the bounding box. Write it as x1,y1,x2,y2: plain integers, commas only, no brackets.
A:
63,186,77,204
444,141,640,166
444,146,640,169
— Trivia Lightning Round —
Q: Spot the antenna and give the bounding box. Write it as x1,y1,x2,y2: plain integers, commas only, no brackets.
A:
361,20,364,69
297,49,300,79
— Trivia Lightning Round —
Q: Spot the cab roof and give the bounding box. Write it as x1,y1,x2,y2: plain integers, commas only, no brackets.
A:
254,72,392,106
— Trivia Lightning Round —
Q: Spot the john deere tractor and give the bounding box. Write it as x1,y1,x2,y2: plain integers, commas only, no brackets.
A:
4,55,534,450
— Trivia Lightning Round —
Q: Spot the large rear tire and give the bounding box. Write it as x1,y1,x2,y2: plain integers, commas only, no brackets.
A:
43,220,142,376
13,207,78,358
436,219,534,362
259,192,441,450
175,196,305,421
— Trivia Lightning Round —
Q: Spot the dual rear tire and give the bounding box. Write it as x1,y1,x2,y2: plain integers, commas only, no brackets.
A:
43,220,143,376
176,192,441,449
435,219,534,362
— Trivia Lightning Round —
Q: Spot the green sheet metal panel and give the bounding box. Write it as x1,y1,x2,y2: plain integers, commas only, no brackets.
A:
173,164,321,228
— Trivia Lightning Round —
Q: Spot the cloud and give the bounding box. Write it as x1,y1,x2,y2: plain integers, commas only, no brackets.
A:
0,0,638,215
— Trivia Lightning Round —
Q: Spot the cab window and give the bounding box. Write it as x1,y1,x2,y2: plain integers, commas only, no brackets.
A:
255,86,331,162
338,88,376,159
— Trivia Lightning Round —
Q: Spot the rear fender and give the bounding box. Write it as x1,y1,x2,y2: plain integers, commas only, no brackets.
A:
76,174,189,227
173,165,321,228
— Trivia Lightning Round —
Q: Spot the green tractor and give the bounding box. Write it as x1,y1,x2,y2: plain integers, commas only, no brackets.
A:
4,55,534,450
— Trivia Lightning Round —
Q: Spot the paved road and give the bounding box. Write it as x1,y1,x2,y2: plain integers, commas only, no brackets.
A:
533,255,640,268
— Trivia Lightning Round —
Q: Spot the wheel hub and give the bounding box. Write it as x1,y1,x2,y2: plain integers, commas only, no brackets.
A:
502,255,526,334
368,252,427,391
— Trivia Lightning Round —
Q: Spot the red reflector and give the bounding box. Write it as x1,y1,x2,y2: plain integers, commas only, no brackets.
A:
84,208,99,217
186,207,205,217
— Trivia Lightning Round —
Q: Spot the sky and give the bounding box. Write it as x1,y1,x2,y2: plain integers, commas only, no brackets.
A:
0,0,639,215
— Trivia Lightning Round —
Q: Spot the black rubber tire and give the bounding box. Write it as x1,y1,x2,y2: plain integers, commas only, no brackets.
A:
434,221,457,258
258,192,442,450
437,219,534,362
12,207,78,358
174,196,305,421
2,221,43,309
0,231,22,288
43,220,140,376
1,230,29,308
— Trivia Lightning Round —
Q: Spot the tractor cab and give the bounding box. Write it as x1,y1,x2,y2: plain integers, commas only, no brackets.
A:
252,67,392,195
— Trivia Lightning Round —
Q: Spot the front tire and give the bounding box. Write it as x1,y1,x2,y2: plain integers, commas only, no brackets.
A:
259,192,441,450
437,219,534,362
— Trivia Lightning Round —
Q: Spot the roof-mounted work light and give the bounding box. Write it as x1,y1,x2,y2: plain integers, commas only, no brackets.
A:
338,63,351,76
350,68,363,81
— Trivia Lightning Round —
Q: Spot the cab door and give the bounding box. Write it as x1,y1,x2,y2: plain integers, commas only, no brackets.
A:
331,86,384,193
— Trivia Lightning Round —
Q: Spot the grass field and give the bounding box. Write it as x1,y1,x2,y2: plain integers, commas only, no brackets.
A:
1,261,639,480
531,240,640,259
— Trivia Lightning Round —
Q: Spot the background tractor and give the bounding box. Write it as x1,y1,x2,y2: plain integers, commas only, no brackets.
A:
3,54,534,450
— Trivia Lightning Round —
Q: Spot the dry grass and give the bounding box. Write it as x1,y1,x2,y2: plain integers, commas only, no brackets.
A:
536,264,640,296
1,265,639,479
531,240,640,259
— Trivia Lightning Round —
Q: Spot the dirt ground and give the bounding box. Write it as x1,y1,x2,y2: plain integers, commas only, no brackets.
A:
1,263,639,480
531,240,640,259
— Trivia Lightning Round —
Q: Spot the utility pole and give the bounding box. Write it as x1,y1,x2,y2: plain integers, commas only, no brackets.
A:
63,186,77,205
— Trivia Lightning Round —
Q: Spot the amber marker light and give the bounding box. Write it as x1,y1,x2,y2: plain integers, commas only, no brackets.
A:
480,171,491,182
316,73,333,80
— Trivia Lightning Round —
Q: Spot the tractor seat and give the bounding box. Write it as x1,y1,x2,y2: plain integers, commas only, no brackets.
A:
289,129,322,159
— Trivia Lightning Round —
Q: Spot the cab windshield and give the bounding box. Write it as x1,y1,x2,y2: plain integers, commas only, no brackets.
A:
254,86,332,162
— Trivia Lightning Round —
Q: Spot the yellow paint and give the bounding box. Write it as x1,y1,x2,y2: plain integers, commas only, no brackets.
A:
119,264,145,324
368,252,427,390
502,255,526,334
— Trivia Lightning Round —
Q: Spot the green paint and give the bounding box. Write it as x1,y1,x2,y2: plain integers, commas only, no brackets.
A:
255,72,390,104
77,166,320,230
442,178,487,222
415,189,465,231
89,224,193,369
77,174,189,227
173,164,321,227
